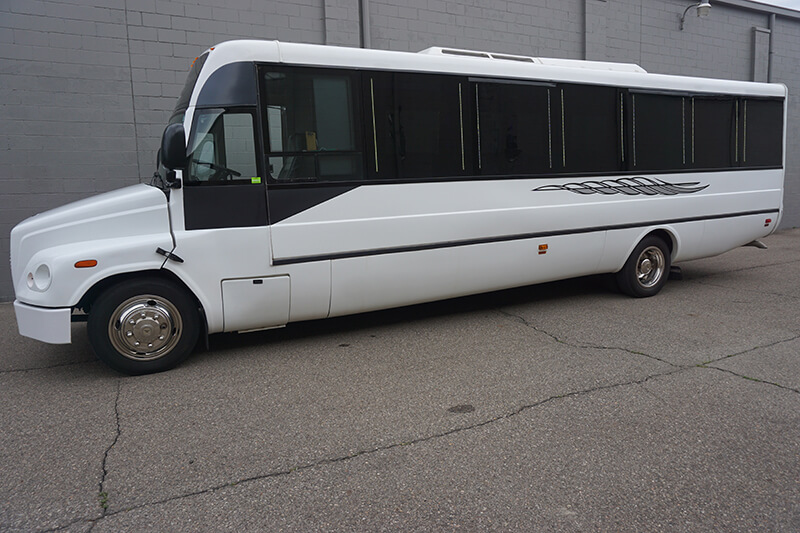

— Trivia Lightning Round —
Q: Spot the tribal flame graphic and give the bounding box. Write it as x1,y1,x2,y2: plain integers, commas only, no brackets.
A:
533,177,709,196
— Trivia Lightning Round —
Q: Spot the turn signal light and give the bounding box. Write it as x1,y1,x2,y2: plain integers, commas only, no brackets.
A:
74,260,97,268
538,244,548,255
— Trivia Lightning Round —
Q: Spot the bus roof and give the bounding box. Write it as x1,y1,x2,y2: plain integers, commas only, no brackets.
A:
194,40,786,99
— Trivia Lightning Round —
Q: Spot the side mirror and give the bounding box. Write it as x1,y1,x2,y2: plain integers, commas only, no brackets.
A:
160,123,188,170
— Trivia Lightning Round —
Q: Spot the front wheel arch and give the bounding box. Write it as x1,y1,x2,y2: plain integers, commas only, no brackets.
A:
86,275,202,375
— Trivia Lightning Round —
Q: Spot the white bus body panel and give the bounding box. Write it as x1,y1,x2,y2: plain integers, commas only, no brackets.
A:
329,233,605,317
10,184,172,309
267,169,781,317
162,225,330,334
9,185,173,344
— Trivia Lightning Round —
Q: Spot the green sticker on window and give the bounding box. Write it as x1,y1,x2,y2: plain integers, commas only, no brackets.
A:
251,177,261,184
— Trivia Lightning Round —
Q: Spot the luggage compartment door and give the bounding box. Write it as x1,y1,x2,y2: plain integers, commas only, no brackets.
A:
221,276,290,332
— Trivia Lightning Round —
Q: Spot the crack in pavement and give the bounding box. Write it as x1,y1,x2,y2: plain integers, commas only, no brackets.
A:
77,367,687,526
0,359,95,375
698,365,800,395
25,303,797,530
497,307,800,397
701,334,800,366
496,308,685,369
682,258,800,277
687,277,800,301
95,380,123,523
39,380,123,533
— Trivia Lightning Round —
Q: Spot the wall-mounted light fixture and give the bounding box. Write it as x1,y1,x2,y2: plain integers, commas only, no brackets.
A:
680,1,712,31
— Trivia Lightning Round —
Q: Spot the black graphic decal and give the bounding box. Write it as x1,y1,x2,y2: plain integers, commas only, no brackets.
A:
533,177,709,196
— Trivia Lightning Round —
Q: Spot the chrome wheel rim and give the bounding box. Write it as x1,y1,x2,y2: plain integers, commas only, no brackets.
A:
636,246,665,289
108,295,182,361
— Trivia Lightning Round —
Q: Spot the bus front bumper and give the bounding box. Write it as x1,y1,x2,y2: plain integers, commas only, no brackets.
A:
14,300,72,344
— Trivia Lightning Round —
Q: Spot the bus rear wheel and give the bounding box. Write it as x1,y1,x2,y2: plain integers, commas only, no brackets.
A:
616,235,671,297
87,278,200,375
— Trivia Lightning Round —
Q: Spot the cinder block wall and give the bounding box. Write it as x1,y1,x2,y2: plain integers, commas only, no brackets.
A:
1,0,798,300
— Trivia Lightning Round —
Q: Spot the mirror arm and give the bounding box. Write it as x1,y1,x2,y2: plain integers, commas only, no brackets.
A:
166,170,181,189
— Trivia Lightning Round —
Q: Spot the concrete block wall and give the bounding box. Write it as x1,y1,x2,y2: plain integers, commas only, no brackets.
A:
1,0,799,300
773,16,800,231
368,0,583,57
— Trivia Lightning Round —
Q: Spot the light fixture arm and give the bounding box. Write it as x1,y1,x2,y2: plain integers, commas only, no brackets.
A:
680,1,712,31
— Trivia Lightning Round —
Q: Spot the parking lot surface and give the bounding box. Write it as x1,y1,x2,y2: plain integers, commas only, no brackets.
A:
1,229,799,532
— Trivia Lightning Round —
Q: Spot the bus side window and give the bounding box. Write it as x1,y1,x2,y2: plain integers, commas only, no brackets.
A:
475,81,553,176
742,98,783,168
632,93,688,172
560,84,621,173
692,96,737,169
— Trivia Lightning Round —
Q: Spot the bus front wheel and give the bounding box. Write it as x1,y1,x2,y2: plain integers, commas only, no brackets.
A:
616,236,671,298
87,278,200,375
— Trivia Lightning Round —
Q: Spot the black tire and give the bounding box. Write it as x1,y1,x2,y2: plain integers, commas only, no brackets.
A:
87,277,200,375
616,235,671,298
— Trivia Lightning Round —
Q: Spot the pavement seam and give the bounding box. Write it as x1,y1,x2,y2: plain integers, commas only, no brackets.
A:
496,308,685,369
86,366,688,522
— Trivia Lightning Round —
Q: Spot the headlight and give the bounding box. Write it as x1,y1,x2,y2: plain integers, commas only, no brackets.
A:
26,264,52,291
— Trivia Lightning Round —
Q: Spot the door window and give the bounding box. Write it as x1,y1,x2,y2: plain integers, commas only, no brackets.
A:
187,109,260,184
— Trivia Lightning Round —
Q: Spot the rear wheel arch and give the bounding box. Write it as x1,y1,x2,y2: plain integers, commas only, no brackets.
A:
616,231,674,298
648,228,676,259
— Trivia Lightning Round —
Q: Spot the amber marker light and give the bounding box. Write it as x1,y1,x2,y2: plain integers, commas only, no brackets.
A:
75,260,98,268
538,244,548,255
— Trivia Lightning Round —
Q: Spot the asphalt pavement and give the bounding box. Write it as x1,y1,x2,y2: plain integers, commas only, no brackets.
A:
1,229,799,532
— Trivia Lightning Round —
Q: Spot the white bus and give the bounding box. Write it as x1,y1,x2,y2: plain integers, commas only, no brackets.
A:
10,40,786,374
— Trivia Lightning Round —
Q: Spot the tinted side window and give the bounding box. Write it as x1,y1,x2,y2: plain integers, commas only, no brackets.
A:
692,97,736,169
476,81,553,176
744,98,783,167
633,93,687,171
561,85,621,173
366,72,469,180
393,73,468,179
